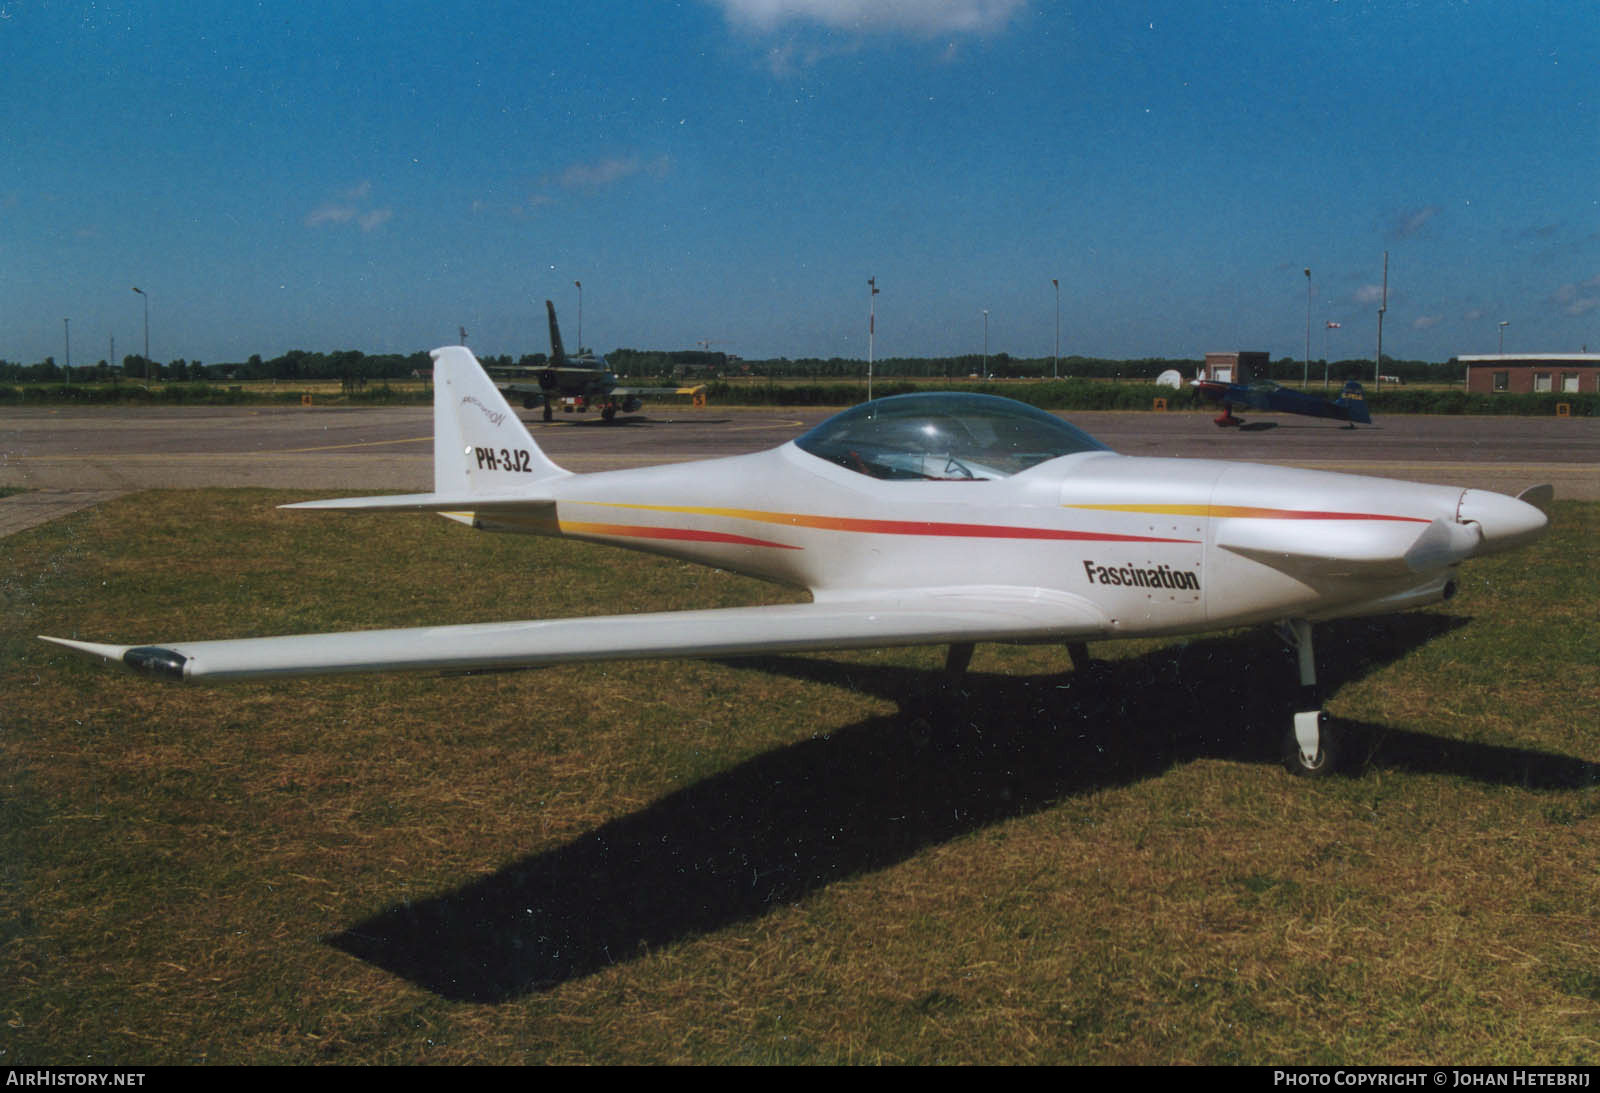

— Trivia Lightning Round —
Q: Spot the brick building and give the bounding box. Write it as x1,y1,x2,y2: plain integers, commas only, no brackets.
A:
1460,354,1600,395
1201,351,1270,383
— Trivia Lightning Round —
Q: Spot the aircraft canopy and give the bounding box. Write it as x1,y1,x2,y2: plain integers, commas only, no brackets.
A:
795,392,1110,481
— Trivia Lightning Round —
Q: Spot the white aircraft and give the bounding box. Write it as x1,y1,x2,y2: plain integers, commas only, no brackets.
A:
42,346,1551,776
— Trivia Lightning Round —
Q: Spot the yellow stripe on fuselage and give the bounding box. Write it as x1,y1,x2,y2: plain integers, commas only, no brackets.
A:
1063,503,1429,523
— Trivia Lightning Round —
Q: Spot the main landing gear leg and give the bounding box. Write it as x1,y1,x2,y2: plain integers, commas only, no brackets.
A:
542,397,554,423
945,642,974,675
1279,618,1338,777
1065,641,1111,684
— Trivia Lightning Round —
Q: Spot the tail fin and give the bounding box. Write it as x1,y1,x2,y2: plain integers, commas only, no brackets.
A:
430,345,569,495
545,299,568,365
1337,380,1371,425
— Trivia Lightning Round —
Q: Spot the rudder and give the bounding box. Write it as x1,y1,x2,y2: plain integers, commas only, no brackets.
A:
1336,380,1371,425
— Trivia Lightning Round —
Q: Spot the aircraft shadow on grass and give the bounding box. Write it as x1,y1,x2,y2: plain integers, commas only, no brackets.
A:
325,612,1598,1002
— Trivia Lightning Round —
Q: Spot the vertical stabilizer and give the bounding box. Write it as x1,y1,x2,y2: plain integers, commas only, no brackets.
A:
1337,380,1372,425
430,346,569,495
545,299,568,365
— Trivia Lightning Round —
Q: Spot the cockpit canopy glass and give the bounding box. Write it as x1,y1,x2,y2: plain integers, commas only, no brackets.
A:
794,393,1111,480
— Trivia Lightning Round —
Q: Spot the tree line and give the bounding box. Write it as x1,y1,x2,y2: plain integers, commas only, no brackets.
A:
1,348,1461,386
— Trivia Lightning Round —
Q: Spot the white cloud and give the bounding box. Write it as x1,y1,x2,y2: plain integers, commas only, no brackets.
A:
554,155,672,191
305,203,356,227
762,36,860,76
559,156,645,189
1390,205,1438,240
1552,274,1600,316
707,0,1024,36
1412,315,1443,330
305,181,392,232
1354,284,1386,305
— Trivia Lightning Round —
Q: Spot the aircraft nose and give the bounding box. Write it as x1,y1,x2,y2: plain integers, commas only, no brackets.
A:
1456,488,1549,556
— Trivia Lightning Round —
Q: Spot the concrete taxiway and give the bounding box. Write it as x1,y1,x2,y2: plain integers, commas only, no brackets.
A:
2,403,1595,537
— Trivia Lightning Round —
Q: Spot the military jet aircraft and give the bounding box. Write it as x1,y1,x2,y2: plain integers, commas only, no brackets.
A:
42,347,1550,776
488,300,701,422
1193,376,1372,428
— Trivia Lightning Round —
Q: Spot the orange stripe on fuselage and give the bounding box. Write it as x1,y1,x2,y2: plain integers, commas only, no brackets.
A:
1062,503,1431,523
557,521,803,550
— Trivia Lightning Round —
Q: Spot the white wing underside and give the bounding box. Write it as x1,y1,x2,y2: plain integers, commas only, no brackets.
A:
41,586,1109,682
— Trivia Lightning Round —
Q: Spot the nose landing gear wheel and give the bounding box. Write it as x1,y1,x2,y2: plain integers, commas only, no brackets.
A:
1283,710,1339,777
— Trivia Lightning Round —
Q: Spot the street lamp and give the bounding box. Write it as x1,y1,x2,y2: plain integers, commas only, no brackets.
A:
1052,278,1060,380
867,277,879,400
982,309,990,378
1375,252,1388,388
132,286,149,380
1323,320,1340,390
1303,268,1312,388
1498,320,1509,354
574,281,583,352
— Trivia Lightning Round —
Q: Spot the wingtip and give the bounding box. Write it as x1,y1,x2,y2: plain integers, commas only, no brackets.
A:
39,636,189,680
39,635,130,661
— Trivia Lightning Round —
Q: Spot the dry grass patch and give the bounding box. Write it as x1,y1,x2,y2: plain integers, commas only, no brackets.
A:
2,493,1595,1063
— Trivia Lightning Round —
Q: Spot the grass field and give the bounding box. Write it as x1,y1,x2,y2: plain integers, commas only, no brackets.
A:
3,492,1597,1064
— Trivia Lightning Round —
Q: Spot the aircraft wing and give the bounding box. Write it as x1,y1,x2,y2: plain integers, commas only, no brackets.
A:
1192,380,1255,408
40,586,1109,682
612,384,707,398
488,366,603,380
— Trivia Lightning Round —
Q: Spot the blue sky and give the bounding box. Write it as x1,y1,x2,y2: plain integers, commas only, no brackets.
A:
5,1,1596,366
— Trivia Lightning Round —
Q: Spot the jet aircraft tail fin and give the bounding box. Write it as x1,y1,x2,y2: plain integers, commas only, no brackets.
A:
1336,380,1371,425
545,299,568,365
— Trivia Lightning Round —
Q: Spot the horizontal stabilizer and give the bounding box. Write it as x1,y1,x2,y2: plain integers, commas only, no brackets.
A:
281,494,555,514
39,587,1108,683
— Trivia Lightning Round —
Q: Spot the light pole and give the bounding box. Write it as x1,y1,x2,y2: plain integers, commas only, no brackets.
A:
574,281,582,352
867,277,878,400
1498,320,1509,354
1324,320,1340,389
1052,278,1060,379
1303,268,1311,388
1375,252,1387,388
132,286,149,381
63,317,70,375
982,309,990,378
